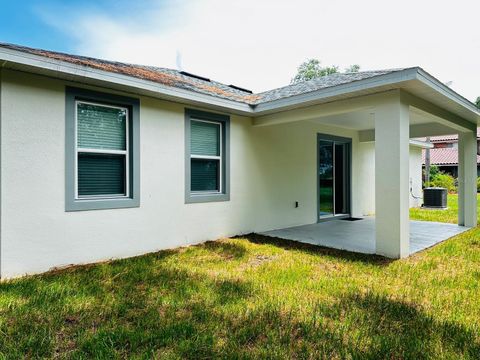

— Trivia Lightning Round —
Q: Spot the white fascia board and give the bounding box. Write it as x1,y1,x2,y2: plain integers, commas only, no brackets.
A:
416,68,480,119
251,68,420,114
0,47,253,115
409,139,434,149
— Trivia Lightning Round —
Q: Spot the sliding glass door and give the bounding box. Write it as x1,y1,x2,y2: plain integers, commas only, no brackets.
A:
318,135,351,220
318,140,334,217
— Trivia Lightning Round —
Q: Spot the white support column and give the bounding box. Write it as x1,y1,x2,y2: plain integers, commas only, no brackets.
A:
375,97,410,258
458,130,477,227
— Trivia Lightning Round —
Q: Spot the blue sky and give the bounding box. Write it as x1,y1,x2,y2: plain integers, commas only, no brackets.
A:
0,0,162,51
1,0,69,51
0,0,479,101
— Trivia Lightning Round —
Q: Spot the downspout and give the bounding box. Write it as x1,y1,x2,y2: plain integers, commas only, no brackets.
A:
425,136,431,185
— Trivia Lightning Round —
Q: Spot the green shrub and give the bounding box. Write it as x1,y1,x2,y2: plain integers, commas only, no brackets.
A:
426,172,456,193
429,164,440,178
423,165,441,187
477,177,480,192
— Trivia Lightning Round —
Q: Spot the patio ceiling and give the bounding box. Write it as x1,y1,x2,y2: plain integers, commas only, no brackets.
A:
307,107,441,132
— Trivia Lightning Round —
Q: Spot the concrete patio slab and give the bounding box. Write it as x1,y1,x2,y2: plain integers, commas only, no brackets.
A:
259,217,470,255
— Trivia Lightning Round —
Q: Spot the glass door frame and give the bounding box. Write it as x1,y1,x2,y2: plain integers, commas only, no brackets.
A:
317,133,352,222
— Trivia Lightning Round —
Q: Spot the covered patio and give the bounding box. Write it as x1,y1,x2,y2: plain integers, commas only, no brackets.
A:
253,70,479,259
260,217,471,255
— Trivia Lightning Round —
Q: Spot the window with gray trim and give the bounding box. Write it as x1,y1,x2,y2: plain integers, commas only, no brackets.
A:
185,109,230,203
66,87,140,211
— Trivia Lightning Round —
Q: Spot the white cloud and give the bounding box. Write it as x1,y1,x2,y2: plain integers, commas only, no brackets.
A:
40,0,480,101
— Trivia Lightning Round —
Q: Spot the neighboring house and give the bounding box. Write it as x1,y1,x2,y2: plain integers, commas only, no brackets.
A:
0,43,478,278
421,129,480,176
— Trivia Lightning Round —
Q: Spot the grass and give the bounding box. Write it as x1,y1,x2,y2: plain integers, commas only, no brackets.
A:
410,194,480,223
0,195,479,358
1,236,480,358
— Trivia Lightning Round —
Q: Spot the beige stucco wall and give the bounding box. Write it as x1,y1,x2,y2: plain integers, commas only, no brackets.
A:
0,69,417,277
358,142,376,215
0,71,243,277
248,121,363,230
409,146,423,208
358,141,423,215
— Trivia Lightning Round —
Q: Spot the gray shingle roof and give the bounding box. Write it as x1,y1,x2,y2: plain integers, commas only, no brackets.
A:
0,43,407,106
254,69,406,104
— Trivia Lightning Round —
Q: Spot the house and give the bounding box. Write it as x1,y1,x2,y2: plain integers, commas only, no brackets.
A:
0,43,478,278
421,129,480,176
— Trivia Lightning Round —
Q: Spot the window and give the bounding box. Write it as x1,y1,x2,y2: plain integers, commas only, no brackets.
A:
185,109,230,203
76,102,129,198
191,120,222,192
66,88,140,211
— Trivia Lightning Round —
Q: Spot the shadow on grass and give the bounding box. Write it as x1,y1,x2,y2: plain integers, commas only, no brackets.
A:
332,293,480,359
225,291,480,359
238,233,393,266
203,240,247,259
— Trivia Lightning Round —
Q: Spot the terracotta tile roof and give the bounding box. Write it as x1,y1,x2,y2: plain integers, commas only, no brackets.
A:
0,43,407,106
422,147,480,165
429,135,458,142
427,128,480,143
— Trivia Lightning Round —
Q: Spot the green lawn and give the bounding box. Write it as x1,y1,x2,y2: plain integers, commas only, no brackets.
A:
0,197,479,358
410,194,480,224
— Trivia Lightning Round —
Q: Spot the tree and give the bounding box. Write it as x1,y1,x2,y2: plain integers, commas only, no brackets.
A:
291,59,339,84
475,96,480,109
291,59,360,84
345,64,360,73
